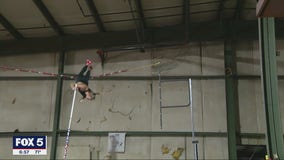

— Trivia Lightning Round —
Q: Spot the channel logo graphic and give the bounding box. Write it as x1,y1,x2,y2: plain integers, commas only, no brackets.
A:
13,136,47,155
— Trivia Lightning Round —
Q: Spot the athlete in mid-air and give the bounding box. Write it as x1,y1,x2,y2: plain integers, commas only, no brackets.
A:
71,59,98,102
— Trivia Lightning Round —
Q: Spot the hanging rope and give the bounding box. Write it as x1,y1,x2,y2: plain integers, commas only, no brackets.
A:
0,62,160,79
63,84,78,160
0,66,59,76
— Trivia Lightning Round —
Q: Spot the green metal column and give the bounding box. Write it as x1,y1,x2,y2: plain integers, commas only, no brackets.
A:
50,51,65,159
258,17,284,159
224,39,239,160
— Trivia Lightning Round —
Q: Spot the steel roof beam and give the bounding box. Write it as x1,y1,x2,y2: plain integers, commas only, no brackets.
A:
128,0,146,52
234,0,245,20
183,0,190,24
217,0,225,21
183,0,190,42
134,0,146,29
1,20,284,55
0,14,24,39
132,0,146,51
85,0,105,32
33,0,65,36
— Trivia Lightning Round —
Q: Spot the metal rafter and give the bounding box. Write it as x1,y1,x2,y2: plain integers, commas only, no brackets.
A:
217,0,225,21
134,0,146,29
234,0,245,20
128,0,145,51
183,0,190,24
33,0,65,36
2,20,284,55
85,0,105,32
183,0,190,42
0,14,24,39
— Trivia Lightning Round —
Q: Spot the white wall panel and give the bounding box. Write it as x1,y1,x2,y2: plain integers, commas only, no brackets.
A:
0,81,56,131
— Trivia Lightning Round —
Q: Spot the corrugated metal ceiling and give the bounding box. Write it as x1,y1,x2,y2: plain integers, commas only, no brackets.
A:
0,0,257,40
1,0,272,55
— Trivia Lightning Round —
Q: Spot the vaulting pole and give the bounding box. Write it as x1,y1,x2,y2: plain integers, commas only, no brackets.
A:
63,84,77,160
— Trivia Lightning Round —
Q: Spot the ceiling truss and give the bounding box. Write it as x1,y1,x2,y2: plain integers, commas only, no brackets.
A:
85,0,105,32
234,0,245,20
0,0,277,55
2,20,283,55
0,14,24,39
183,0,190,42
217,0,225,21
32,0,65,36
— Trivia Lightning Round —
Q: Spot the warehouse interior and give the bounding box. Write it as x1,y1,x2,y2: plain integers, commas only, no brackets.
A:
0,0,284,159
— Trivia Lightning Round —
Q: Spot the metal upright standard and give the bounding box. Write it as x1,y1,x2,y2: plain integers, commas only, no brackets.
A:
189,79,198,160
224,39,238,160
63,84,78,160
50,51,65,160
158,70,198,160
258,17,284,159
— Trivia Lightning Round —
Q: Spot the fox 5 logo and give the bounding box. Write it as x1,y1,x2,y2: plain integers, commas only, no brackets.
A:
13,136,46,149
